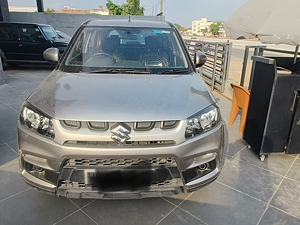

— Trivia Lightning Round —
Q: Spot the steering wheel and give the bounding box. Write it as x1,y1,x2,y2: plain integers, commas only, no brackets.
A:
85,52,116,66
91,53,115,60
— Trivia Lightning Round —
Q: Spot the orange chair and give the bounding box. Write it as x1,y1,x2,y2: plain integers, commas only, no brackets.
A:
229,83,251,135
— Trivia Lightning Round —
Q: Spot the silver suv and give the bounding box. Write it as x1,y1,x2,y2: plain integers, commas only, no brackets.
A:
18,19,228,199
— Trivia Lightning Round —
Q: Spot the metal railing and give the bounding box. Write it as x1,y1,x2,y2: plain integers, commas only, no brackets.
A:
184,39,232,92
240,46,300,90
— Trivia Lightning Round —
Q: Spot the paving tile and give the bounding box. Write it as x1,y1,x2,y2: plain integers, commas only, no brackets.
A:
270,178,300,218
55,210,97,225
82,198,175,225
6,140,18,152
258,206,300,225
0,84,23,100
234,147,296,176
222,154,232,167
69,199,96,208
0,127,17,143
158,208,206,225
218,158,283,202
227,114,243,140
6,103,22,112
286,158,300,182
0,105,19,128
163,193,191,206
180,182,266,225
226,136,248,157
0,143,17,166
0,159,29,201
0,189,78,225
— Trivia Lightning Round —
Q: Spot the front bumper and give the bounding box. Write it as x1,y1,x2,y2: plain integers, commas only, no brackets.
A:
18,122,227,199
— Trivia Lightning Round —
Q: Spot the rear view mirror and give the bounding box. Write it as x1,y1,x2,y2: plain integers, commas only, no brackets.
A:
194,51,207,68
43,47,60,63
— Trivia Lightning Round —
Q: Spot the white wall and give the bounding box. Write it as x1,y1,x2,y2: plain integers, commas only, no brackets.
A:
10,12,165,36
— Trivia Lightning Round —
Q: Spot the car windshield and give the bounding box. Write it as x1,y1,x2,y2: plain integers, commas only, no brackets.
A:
61,26,190,74
40,26,58,40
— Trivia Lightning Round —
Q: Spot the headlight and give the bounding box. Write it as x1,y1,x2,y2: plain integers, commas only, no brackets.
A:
20,103,55,139
185,105,220,138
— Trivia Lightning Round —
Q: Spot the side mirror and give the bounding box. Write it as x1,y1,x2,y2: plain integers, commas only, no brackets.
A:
194,51,207,68
43,47,60,63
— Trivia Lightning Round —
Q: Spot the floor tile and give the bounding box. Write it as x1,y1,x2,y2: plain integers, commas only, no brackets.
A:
270,178,300,218
163,193,191,206
6,140,18,152
158,208,206,225
0,127,17,143
227,115,243,140
55,210,97,225
223,154,233,167
258,206,300,225
0,143,17,166
226,136,248,157
218,158,283,202
0,189,78,225
82,198,175,225
286,158,300,182
0,159,29,201
69,199,96,208
180,182,266,225
234,147,296,176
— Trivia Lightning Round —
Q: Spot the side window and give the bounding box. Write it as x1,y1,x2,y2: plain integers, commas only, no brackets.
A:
17,27,44,42
0,26,13,41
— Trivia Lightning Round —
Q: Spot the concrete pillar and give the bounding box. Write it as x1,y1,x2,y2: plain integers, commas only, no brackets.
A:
36,0,44,12
0,0,9,22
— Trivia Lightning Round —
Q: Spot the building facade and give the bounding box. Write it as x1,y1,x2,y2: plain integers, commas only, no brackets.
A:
192,18,214,36
56,5,109,15
9,6,37,12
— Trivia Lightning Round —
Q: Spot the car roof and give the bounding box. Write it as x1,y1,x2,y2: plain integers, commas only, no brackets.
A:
0,22,51,27
84,19,174,29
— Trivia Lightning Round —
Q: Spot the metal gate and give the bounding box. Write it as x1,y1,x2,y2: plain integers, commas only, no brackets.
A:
184,39,232,92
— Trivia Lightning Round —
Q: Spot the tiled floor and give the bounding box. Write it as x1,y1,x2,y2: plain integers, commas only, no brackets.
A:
1,65,300,225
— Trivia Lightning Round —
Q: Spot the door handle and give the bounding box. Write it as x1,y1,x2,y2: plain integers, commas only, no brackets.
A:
19,44,24,47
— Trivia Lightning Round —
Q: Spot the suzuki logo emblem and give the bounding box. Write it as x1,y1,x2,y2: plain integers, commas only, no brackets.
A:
110,123,131,144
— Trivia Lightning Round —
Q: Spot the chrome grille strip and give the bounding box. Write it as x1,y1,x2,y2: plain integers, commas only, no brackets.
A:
60,120,180,131
66,157,177,167
64,140,176,147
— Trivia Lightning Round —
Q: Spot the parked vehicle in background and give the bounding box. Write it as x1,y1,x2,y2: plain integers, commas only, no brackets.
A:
18,19,228,199
56,30,72,41
0,22,69,66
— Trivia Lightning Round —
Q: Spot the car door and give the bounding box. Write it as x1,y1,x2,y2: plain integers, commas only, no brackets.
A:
0,24,20,61
16,25,52,61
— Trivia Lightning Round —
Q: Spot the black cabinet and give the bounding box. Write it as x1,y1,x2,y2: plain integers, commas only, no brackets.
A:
243,56,300,157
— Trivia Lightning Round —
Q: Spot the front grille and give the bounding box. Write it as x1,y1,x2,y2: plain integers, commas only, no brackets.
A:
59,157,182,190
60,178,182,189
63,140,176,147
60,120,180,131
65,157,177,167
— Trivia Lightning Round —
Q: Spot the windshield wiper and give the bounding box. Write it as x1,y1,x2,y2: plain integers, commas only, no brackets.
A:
88,69,150,74
159,69,189,74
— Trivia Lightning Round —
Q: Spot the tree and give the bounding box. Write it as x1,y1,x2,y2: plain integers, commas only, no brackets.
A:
201,27,208,36
106,0,144,16
209,22,222,35
44,8,55,13
106,0,123,15
174,23,187,32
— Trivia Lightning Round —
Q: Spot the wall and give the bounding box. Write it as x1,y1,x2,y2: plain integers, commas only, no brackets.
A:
9,12,165,36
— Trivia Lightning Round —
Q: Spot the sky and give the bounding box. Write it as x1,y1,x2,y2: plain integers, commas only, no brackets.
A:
7,0,249,28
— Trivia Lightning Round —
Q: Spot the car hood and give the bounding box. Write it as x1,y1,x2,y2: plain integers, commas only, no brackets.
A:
27,71,215,121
